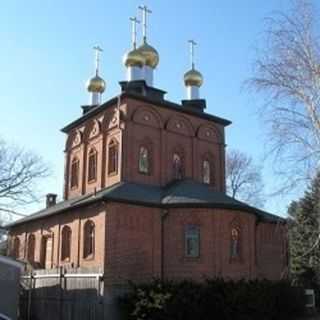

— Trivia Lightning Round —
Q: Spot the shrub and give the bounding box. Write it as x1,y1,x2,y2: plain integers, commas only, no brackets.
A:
118,278,305,320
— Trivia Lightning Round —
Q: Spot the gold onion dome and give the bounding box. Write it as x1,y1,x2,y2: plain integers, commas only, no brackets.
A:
123,48,146,67
184,68,203,87
86,75,106,93
137,42,159,69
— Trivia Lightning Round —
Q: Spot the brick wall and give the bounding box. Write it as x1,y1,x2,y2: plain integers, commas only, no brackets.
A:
63,96,226,201
163,208,258,281
104,203,286,284
8,201,287,282
256,222,287,280
104,202,162,286
9,202,106,269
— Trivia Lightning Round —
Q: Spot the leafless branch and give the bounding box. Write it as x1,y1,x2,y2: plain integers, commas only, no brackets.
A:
247,0,320,194
0,138,49,221
226,149,265,208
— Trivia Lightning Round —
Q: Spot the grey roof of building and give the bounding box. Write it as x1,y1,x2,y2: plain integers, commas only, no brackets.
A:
6,180,286,228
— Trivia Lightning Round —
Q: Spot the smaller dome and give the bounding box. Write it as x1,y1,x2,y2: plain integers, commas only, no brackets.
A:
123,48,146,67
86,75,106,93
137,42,159,69
184,68,203,87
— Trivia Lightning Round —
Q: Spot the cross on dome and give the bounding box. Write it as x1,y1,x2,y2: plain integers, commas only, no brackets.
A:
130,17,140,49
184,40,203,98
138,5,152,43
93,45,103,76
188,40,197,69
86,45,106,104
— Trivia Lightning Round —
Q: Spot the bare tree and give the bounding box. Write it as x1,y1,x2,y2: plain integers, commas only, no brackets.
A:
247,0,320,193
226,149,265,208
0,138,49,221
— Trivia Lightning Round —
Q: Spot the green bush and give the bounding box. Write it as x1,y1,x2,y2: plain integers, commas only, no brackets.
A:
118,278,305,320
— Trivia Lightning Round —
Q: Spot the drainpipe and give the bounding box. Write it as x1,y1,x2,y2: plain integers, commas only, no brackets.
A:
77,215,81,267
160,209,169,280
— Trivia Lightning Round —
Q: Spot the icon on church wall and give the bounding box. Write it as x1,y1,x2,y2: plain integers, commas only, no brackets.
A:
185,225,200,258
230,228,240,259
173,153,183,180
139,146,149,174
203,160,211,184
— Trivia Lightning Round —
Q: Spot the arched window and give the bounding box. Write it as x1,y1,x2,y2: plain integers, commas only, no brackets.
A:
83,220,95,259
88,148,97,182
13,237,20,259
230,228,240,260
27,234,35,262
173,152,184,180
202,159,211,184
61,226,72,261
108,140,118,175
70,157,80,188
139,146,150,174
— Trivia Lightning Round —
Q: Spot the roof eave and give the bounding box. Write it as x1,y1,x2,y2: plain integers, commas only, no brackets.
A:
60,91,232,134
60,96,119,133
7,197,285,228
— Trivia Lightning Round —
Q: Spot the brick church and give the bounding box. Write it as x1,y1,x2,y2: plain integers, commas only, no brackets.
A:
7,6,287,284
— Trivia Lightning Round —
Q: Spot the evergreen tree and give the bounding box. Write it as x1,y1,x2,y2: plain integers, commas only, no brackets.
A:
289,172,320,286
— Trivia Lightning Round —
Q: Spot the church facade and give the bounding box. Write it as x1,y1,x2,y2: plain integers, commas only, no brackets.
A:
7,7,287,285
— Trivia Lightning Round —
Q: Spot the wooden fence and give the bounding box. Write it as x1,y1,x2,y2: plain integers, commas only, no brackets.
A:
20,267,105,320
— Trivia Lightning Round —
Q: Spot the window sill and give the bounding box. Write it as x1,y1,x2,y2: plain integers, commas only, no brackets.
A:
88,178,97,184
108,172,118,177
183,256,201,262
83,254,95,261
139,171,151,176
229,257,242,264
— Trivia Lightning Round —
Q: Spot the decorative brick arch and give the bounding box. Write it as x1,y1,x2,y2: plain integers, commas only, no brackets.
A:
66,129,83,150
84,119,101,140
132,106,163,129
196,124,222,143
165,115,195,137
103,108,120,131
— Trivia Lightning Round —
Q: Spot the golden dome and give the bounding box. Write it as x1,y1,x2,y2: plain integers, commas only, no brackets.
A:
123,48,146,67
86,75,106,93
137,42,159,69
184,68,203,87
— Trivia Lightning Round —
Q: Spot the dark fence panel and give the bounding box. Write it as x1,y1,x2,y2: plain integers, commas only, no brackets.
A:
20,267,104,320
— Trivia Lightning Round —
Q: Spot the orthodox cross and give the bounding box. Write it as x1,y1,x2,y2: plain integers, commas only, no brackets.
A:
93,45,103,75
130,16,140,49
138,5,152,43
188,40,197,69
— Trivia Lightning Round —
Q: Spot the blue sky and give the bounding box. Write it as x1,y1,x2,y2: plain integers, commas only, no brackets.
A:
0,0,308,219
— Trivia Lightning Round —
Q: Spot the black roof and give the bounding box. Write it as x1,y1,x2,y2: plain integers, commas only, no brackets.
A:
6,180,285,228
61,90,231,133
